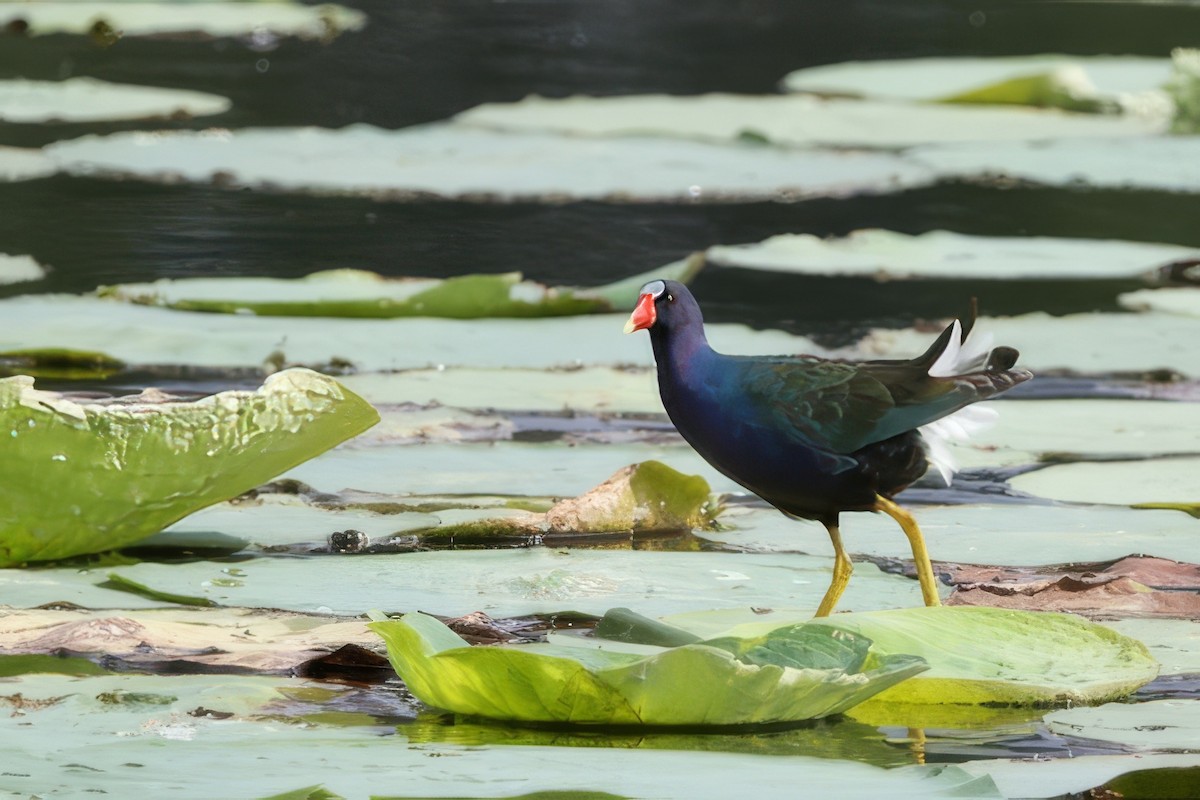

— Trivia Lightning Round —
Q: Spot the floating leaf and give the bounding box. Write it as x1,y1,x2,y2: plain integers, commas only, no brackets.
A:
369,610,927,726
1120,286,1200,317
1045,699,1200,749
43,124,935,202
0,347,124,381
97,261,700,319
697,230,1200,281
853,311,1200,377
1010,457,1200,506
415,462,715,544
101,573,219,607
0,2,367,40
453,92,1163,148
780,55,1172,111
803,606,1158,705
0,653,108,677
0,294,820,373
0,78,229,124
0,368,379,565
0,254,46,285
0,145,55,182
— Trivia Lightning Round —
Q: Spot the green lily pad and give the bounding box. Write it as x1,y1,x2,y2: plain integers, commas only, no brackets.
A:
853,311,1200,377
1045,699,1200,749
43,124,935,202
780,55,1171,111
0,294,820,373
453,92,1163,148
0,254,46,285
0,368,379,565
1010,458,1200,506
0,145,55,183
0,78,230,124
1166,47,1200,133
369,610,927,726
1120,287,1200,317
97,261,700,319
0,1,367,40
699,230,1200,281
803,606,1158,706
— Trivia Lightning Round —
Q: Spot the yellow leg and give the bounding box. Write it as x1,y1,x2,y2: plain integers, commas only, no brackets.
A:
874,495,941,607
814,521,853,617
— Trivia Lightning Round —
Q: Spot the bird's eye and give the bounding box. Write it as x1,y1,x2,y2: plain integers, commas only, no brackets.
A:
667,294,674,303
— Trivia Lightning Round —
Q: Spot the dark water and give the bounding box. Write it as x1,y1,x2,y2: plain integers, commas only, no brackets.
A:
2,0,1200,335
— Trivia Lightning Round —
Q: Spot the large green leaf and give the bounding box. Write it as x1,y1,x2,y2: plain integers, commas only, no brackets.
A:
369,611,926,726
0,368,379,565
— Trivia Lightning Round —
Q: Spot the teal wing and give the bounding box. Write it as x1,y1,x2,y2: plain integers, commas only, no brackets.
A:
735,355,1005,455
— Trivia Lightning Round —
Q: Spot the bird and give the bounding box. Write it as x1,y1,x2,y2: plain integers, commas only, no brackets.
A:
624,279,1032,616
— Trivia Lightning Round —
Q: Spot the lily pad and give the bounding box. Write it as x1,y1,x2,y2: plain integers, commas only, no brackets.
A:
780,55,1171,113
0,348,125,381
0,145,55,182
0,78,230,124
0,1,367,40
43,124,935,202
0,294,821,373
1010,458,1200,506
853,311,1200,378
914,135,1200,194
0,368,378,565
1044,699,1200,749
709,503,1200,568
802,606,1158,706
1120,287,1200,317
0,254,46,285
454,92,1164,148
369,610,927,726
961,754,1200,800
698,230,1200,280
414,461,715,543
96,261,700,319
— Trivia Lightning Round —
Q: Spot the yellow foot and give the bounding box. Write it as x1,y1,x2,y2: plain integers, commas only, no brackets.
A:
814,522,853,617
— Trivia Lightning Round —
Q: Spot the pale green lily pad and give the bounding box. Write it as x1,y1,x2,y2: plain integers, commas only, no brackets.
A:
1045,699,1200,749
0,253,46,285
852,311,1200,377
710,503,1200,568
0,145,56,182
1167,47,1200,133
961,754,1200,800
0,699,1007,800
0,294,820,372
0,78,230,123
454,92,1164,148
341,367,662,414
44,124,935,202
0,1,367,40
699,230,1200,280
914,135,1200,194
1120,287,1200,317
1010,458,1200,506
1103,619,1200,675
780,55,1171,113
370,610,927,725
802,606,1157,706
96,260,699,319
0,368,378,565
2,547,926,615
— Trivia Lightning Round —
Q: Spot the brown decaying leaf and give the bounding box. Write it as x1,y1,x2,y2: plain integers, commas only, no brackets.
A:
944,555,1200,618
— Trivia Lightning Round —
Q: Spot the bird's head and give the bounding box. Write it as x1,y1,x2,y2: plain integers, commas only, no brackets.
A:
622,279,703,335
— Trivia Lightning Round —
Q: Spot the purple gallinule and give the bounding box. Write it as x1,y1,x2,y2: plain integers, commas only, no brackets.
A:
625,280,1031,616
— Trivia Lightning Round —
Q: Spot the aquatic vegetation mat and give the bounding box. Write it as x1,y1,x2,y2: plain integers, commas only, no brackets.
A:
0,368,378,565
369,610,927,726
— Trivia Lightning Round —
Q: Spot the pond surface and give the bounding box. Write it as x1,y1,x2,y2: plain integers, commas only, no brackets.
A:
2,1,1200,798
